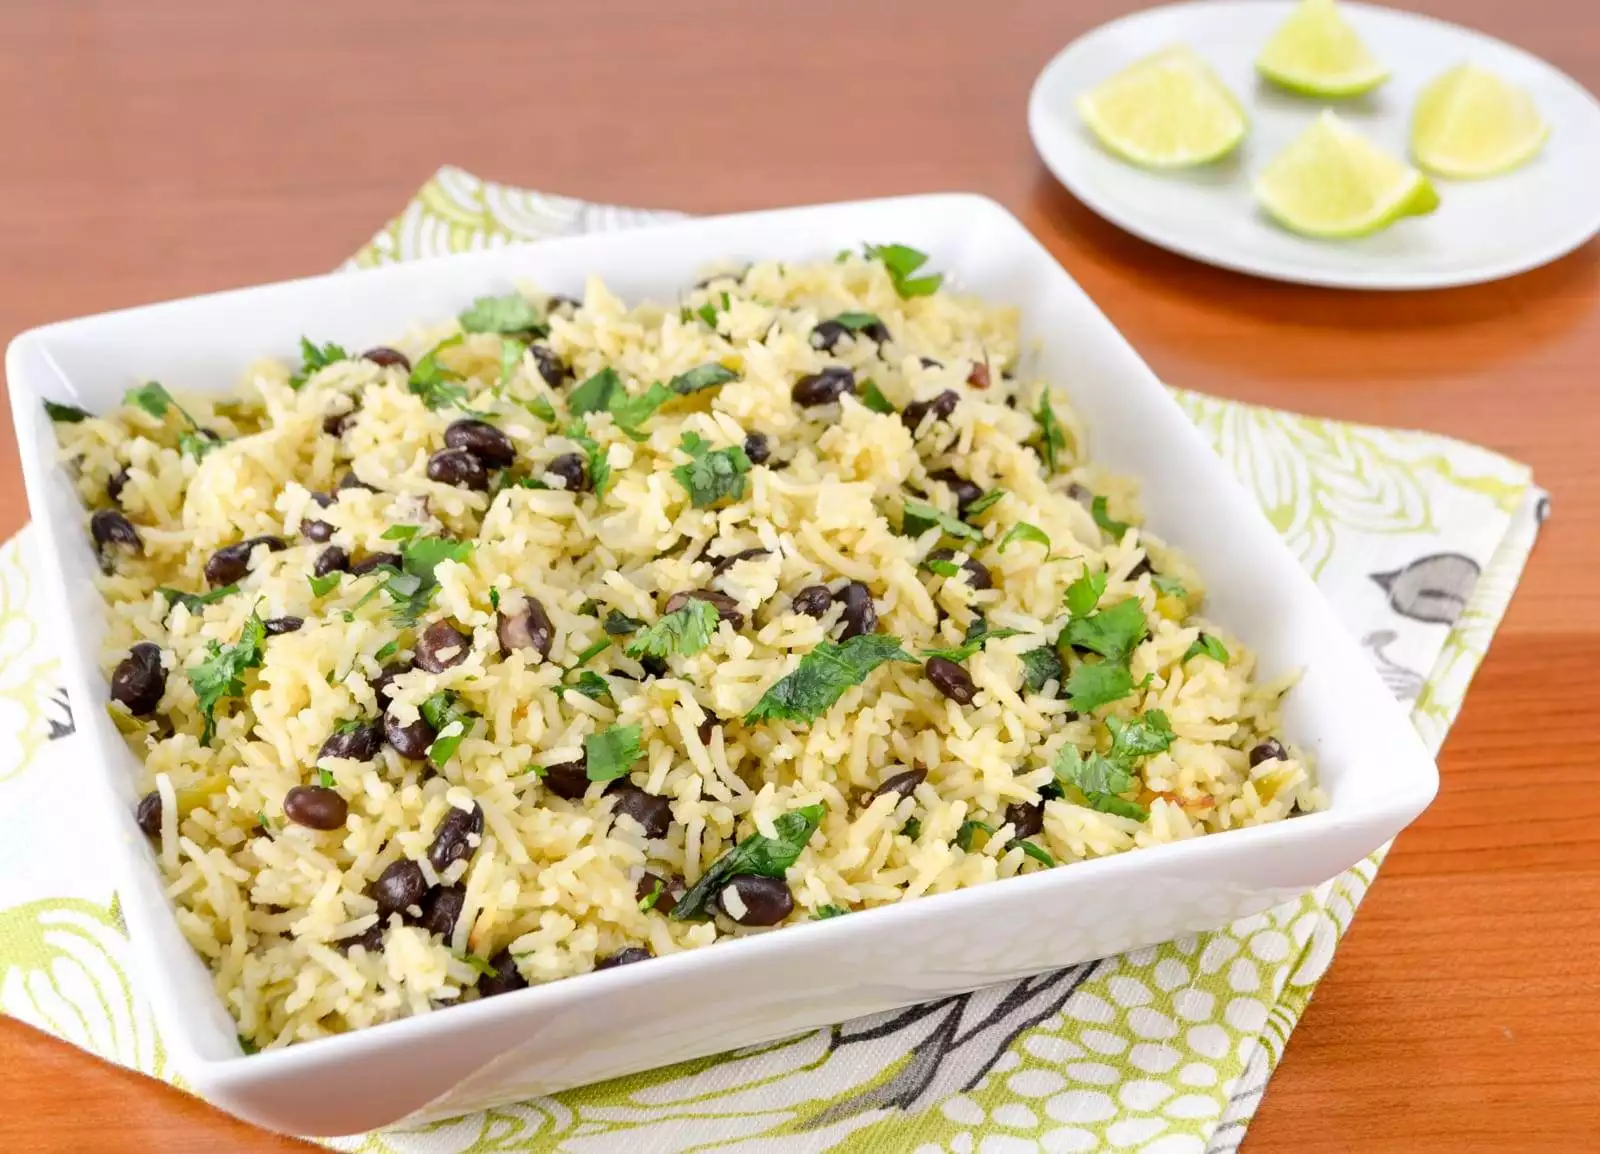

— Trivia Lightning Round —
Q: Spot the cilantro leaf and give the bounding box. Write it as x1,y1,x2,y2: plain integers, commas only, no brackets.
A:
607,382,675,436
568,368,622,415
1033,394,1067,473
863,243,943,298
374,640,399,662
998,522,1050,554
669,363,739,395
638,878,666,911
458,292,545,336
567,670,612,704
158,583,238,614
625,600,720,661
1014,840,1056,867
43,400,92,423
177,428,225,461
1052,737,1152,822
956,819,996,851
1064,598,1148,663
672,433,752,509
859,379,896,415
1064,660,1140,713
1153,574,1186,597
186,607,267,744
382,524,420,542
1091,495,1131,541
671,804,825,921
307,572,342,597
744,634,913,726
420,691,477,765
1020,646,1063,694
812,903,851,920
922,619,1024,663
964,489,1007,518
403,535,473,581
519,395,558,425
1183,633,1229,665
409,335,469,410
1065,570,1107,619
124,382,179,422
1106,710,1175,763
289,338,349,389
562,420,613,500
584,723,643,782
603,610,645,636
833,311,884,332
902,500,982,542
499,338,527,385
457,952,501,978
923,557,962,578
900,817,922,841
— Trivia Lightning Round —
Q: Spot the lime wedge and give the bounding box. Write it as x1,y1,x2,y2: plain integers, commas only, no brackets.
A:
1077,46,1247,168
1411,64,1550,178
1257,0,1389,98
1254,111,1440,238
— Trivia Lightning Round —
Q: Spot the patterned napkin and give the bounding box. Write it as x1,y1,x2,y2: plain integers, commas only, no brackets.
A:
0,168,1548,1154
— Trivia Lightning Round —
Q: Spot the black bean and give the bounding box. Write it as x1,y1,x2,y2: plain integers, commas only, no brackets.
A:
497,598,554,660
445,419,516,468
1128,557,1153,581
90,510,142,553
107,467,130,505
313,545,350,577
546,452,589,493
283,785,348,831
111,642,166,716
926,549,992,591
663,589,744,630
901,390,960,432
418,884,466,939
742,432,771,465
595,947,652,970
790,585,834,619
1249,739,1288,767
792,366,856,407
371,859,428,917
931,469,983,517
427,447,489,491
545,295,580,317
415,620,471,673
696,713,721,746
204,535,286,587
868,768,927,805
919,356,944,369
639,655,669,680
362,346,411,371
371,661,412,704
336,922,386,955
475,949,527,997
808,322,851,353
608,782,673,839
529,345,572,388
636,872,686,915
711,548,770,577
967,362,992,389
310,491,336,509
384,708,435,759
135,791,162,838
926,657,977,705
428,803,485,872
338,471,378,493
323,410,356,437
834,581,877,640
350,551,402,577
264,616,304,636
717,875,793,926
319,718,383,762
541,759,591,801
302,518,335,543
1005,801,1045,840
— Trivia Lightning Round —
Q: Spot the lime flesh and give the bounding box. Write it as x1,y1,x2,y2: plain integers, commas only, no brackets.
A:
1412,64,1550,178
1257,0,1389,98
1254,111,1439,238
1077,46,1247,168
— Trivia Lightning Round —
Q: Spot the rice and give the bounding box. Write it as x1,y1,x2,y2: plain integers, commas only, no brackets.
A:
53,250,1322,1050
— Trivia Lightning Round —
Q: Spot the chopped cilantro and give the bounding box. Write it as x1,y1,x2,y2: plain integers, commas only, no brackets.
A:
1107,710,1175,762
900,817,922,841
309,571,346,599
317,767,336,789
567,670,613,704
670,804,825,920
457,952,501,978
672,432,752,509
1065,570,1107,619
812,904,851,920
519,395,558,425
1014,840,1056,867
1064,660,1143,714
902,500,981,542
1152,574,1185,597
626,600,720,661
956,819,996,852
499,337,527,386
1052,718,1160,822
863,243,943,298
186,607,267,744
402,535,473,580
1183,633,1230,665
638,878,666,911
607,382,675,437
1033,393,1067,473
487,587,501,612
1063,598,1148,664
832,311,884,332
922,619,1023,663
409,335,469,410
1020,646,1063,694
572,637,612,668
568,368,622,415
1091,496,1131,541
923,557,962,578
458,292,545,336
374,640,399,662
744,634,913,726
964,489,1007,518
584,724,644,782
158,583,238,614
382,524,420,541
177,428,225,461
603,610,646,636
563,421,612,500
669,363,739,395
998,522,1050,554
123,381,179,421
289,338,350,389
420,692,477,765
43,400,91,423
859,379,896,415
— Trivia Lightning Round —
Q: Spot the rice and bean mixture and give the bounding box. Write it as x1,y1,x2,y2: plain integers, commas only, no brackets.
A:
50,245,1321,1050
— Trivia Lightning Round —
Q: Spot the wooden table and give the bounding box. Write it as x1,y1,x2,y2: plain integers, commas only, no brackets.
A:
2,1,1597,1149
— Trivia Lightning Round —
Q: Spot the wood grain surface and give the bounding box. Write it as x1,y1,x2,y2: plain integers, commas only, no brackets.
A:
1,2,1597,1150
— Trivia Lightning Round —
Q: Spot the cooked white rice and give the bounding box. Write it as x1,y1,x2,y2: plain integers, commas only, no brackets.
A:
53,251,1321,1050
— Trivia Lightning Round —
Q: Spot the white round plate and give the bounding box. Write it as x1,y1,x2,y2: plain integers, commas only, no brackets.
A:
1028,1,1600,289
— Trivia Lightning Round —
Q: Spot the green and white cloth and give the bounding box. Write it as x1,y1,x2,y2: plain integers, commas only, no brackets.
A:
0,169,1547,1153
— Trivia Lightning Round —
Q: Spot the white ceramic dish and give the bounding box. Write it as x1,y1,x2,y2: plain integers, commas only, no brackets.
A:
6,193,1437,1137
1028,1,1600,290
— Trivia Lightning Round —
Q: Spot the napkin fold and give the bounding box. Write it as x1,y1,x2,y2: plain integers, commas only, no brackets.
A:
0,168,1547,1154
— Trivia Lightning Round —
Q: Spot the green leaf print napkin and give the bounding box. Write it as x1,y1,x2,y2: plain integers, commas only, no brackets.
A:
0,168,1548,1154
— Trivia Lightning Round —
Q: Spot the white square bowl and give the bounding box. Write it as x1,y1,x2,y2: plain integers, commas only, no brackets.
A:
6,193,1437,1137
